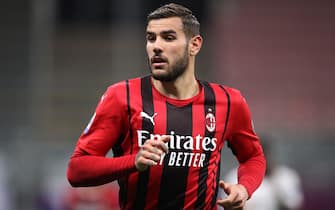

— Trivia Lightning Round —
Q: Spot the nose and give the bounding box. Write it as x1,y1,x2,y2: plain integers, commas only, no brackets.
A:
151,38,163,55
153,47,162,55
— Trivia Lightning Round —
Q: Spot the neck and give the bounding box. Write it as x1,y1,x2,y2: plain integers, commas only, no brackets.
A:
152,72,199,100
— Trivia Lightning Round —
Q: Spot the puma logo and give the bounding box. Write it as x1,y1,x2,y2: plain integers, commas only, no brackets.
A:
140,111,157,126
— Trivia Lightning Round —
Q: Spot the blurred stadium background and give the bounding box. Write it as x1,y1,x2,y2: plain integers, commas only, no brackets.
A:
1,0,334,209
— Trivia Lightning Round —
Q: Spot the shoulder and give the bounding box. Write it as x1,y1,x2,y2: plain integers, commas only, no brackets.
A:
206,83,252,123
221,85,245,102
205,81,246,104
99,77,140,108
105,76,142,94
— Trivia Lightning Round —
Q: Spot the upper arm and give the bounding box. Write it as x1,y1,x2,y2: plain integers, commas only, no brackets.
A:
73,83,128,157
226,90,263,163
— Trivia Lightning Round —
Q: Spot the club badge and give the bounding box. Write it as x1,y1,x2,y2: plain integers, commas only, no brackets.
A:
205,108,216,132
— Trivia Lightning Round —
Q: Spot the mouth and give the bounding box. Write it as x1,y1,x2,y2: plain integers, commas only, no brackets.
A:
151,56,167,68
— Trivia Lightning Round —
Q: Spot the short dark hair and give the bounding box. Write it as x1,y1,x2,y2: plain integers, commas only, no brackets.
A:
147,3,200,39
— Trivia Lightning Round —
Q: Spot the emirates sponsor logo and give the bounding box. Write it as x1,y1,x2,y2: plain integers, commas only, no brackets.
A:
137,130,217,168
137,130,217,151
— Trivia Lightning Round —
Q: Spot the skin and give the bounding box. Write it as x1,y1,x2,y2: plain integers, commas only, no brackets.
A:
134,17,249,209
217,181,249,210
146,17,202,100
135,136,170,171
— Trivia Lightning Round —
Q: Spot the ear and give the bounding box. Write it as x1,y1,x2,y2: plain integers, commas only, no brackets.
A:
189,35,203,56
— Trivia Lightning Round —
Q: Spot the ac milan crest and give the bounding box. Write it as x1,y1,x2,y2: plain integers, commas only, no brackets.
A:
205,108,216,132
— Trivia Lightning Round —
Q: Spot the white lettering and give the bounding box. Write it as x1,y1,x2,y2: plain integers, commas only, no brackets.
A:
168,152,176,166
188,153,195,167
182,152,189,166
136,130,216,168
176,152,182,166
169,131,175,149
199,153,205,167
195,134,202,150
137,130,150,147
159,153,166,165
136,130,218,153
161,152,207,168
211,138,217,151
184,136,193,150
176,135,184,149
203,137,218,151
193,153,200,167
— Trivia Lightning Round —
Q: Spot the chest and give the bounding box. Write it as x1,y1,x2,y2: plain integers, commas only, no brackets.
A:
129,98,225,151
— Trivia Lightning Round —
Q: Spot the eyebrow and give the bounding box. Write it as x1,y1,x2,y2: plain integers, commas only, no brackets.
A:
146,30,177,36
160,30,177,36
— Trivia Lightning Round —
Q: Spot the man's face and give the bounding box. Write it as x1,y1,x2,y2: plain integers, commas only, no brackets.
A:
146,17,189,82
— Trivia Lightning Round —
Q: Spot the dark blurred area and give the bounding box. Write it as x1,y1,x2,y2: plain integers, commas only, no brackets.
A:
0,0,334,209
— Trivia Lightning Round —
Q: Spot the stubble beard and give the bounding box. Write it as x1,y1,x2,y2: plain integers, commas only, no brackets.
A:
149,46,189,82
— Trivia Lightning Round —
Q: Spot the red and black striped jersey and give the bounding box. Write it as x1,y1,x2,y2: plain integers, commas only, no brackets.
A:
68,75,265,210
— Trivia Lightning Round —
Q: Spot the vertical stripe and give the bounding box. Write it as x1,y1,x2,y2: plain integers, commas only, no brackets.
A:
109,81,130,209
157,103,193,209
219,85,231,141
134,76,154,210
120,80,131,210
210,85,231,208
144,91,167,209
195,81,216,209
211,159,221,208
124,78,142,210
126,80,134,153
183,90,206,209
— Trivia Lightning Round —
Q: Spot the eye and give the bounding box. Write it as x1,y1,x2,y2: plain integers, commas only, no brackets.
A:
146,34,156,42
164,35,176,41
